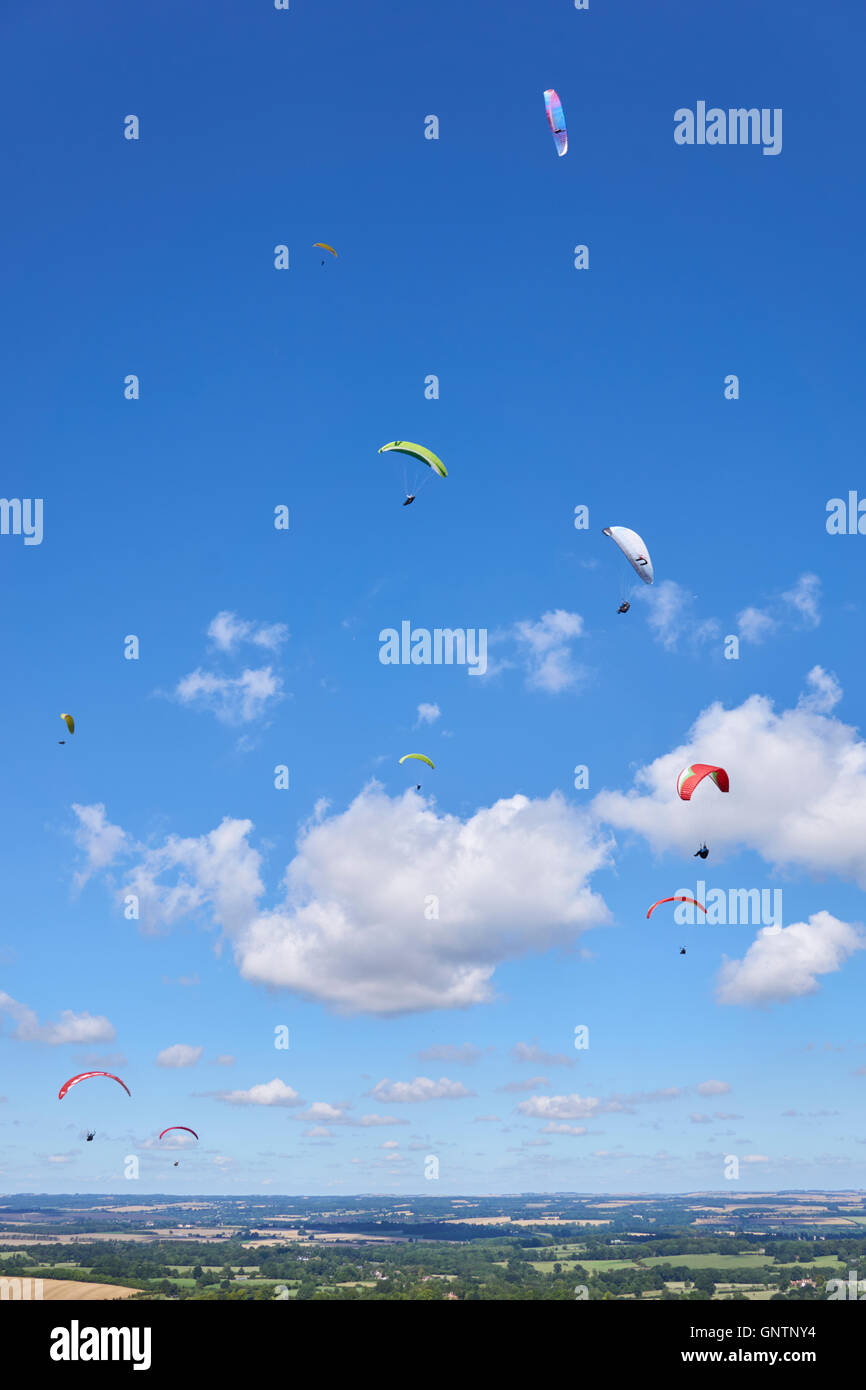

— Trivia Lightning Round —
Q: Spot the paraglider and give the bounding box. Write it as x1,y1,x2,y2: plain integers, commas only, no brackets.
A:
617,602,631,615
694,844,709,860
676,764,730,800
160,1126,198,1167
543,89,567,157
603,527,654,584
85,1131,95,1142
679,947,687,956
58,1071,130,1100
646,896,707,920
59,713,74,742
313,242,337,265
379,441,447,506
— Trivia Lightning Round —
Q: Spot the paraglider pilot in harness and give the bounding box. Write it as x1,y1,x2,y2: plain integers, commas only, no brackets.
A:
694,844,709,859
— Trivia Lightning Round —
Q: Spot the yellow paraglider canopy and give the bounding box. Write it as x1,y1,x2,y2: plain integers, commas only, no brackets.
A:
61,713,74,735
399,754,435,770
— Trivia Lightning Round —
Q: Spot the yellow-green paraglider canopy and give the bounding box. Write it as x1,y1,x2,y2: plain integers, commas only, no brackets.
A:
399,753,435,770
379,442,447,478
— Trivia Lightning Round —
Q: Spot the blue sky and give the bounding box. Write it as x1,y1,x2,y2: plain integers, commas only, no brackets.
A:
2,0,866,1196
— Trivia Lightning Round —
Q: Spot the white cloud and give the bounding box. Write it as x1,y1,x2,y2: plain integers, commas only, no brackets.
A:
369,1077,475,1103
156,1044,203,1069
637,581,720,651
517,1094,606,1121
98,786,611,1015
695,1079,731,1097
738,573,821,644
72,803,127,887
783,573,821,627
737,606,776,644
593,676,866,884
512,611,586,692
296,1101,401,1127
798,665,842,715
716,912,864,1006
0,993,115,1045
511,1041,575,1068
218,1079,302,1107
208,611,288,653
415,703,441,727
173,666,283,725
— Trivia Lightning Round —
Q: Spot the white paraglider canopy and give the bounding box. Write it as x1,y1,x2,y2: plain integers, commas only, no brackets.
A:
602,526,654,584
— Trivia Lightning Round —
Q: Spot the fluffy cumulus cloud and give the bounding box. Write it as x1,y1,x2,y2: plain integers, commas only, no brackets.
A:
0,994,115,1045
297,1101,402,1128
737,573,822,645
593,674,866,884
511,610,586,693
518,1086,687,1123
415,703,441,727
218,1079,302,1107
173,667,283,725
695,1079,731,1097
71,803,128,887
167,612,288,727
368,1077,475,1103
81,786,612,1015
517,1094,608,1121
156,1044,203,1069
207,611,288,653
716,912,864,1006
797,666,842,715
637,581,720,651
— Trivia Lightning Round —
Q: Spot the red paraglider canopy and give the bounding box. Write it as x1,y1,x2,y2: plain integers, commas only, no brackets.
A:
58,1071,131,1100
159,1126,199,1141
646,896,707,920
676,764,730,800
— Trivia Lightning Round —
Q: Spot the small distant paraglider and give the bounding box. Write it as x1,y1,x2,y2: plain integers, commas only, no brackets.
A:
617,602,630,615
160,1126,199,1168
543,89,567,157
314,242,337,266
694,844,709,860
59,712,74,744
379,441,447,506
86,1131,95,1142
